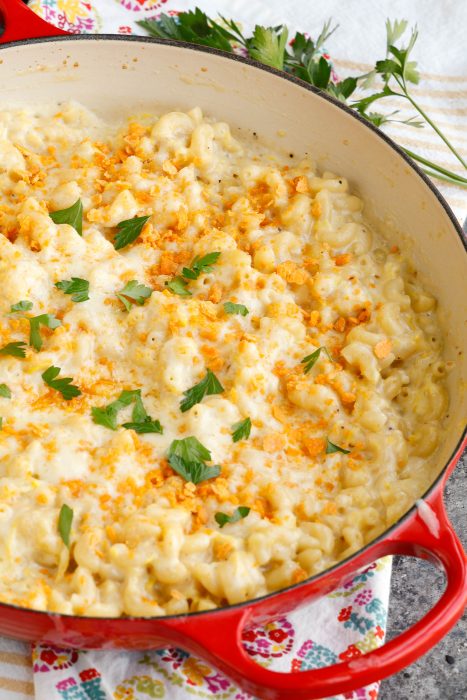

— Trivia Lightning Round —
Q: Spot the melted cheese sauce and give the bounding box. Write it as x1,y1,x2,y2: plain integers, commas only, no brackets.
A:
0,103,448,616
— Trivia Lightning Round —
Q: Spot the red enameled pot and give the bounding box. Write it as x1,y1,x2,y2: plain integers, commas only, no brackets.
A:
0,2,466,698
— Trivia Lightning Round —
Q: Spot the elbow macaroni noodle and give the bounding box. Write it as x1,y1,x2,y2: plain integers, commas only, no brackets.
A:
0,103,449,616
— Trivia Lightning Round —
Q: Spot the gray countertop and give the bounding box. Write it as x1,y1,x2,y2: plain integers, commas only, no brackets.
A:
380,451,467,699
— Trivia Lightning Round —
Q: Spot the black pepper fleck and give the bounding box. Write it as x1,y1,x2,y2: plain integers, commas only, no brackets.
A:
445,654,455,665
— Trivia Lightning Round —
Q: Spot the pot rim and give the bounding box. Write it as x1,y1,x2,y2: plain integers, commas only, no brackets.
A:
0,33,466,624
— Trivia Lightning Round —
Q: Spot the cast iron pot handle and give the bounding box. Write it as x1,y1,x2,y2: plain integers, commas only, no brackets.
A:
175,486,467,700
0,0,68,42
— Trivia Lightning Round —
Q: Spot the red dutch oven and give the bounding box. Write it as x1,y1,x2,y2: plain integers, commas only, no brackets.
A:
0,2,466,698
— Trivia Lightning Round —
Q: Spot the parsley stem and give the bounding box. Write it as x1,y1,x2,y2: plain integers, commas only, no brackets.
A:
418,167,467,188
403,148,467,187
395,76,467,172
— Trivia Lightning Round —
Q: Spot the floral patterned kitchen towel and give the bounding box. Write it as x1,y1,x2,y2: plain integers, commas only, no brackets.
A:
31,559,391,700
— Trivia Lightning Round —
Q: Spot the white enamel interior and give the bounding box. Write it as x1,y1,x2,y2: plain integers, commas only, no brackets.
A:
1,37,466,483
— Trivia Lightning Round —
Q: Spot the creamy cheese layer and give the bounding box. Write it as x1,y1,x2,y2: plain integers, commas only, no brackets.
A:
0,103,448,616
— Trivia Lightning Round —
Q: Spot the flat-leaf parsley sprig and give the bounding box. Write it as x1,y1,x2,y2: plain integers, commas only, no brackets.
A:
114,215,151,250
231,417,252,442
166,251,221,296
58,504,73,547
0,341,27,358
301,346,333,374
42,366,82,401
167,436,221,484
180,369,224,412
55,278,90,303
50,199,83,236
139,11,466,188
92,389,162,433
116,280,153,311
215,506,250,528
8,301,61,352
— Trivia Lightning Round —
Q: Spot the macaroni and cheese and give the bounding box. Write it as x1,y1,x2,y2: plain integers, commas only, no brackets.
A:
0,103,449,616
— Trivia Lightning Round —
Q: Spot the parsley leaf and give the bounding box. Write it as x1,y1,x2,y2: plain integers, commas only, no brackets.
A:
10,300,33,313
91,389,140,430
114,215,150,250
55,277,90,303
166,252,221,296
42,365,82,401
28,314,61,352
58,504,73,547
50,199,83,236
91,404,120,431
165,276,192,296
116,280,152,311
92,389,161,433
0,417,2,429
325,438,350,455
301,346,333,374
182,252,221,280
167,436,221,484
224,301,249,316
180,369,224,412
122,417,163,434
0,383,11,398
215,506,250,528
0,341,27,358
247,25,288,70
168,455,221,484
122,393,163,434
231,417,251,443
168,436,212,463
138,9,235,52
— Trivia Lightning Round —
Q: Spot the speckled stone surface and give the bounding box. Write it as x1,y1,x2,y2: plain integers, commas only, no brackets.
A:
379,451,466,699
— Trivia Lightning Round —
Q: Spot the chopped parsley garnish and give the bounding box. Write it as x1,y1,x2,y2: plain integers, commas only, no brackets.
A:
0,341,27,358
0,418,2,429
215,506,250,528
231,417,252,442
10,300,33,313
0,384,11,398
165,277,192,296
50,199,83,236
122,417,163,434
122,392,163,434
92,389,162,433
166,252,221,296
180,369,224,412
223,301,249,316
28,314,61,352
116,280,152,311
167,436,221,484
91,389,140,430
301,346,333,374
7,303,60,352
182,252,221,280
168,436,211,463
58,504,73,547
55,278,90,303
325,438,350,455
42,366,82,401
114,215,151,250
